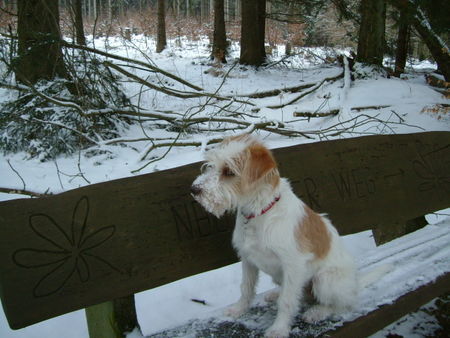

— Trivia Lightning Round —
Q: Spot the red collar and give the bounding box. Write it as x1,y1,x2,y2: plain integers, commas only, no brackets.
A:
243,195,281,222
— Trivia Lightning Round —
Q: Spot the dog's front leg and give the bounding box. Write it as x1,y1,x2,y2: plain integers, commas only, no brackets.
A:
225,259,259,318
265,265,306,338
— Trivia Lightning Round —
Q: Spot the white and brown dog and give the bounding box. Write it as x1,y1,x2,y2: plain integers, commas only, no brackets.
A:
191,135,383,337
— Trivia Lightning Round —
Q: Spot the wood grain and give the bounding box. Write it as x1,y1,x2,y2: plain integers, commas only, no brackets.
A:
0,132,449,329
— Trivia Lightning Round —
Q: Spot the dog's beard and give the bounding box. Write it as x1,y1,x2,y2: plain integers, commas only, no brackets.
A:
193,195,227,218
192,173,233,218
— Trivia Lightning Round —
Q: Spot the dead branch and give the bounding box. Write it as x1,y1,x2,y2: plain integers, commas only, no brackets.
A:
235,82,316,99
20,116,100,145
293,109,340,118
6,159,26,191
139,138,223,162
0,187,50,198
0,81,28,91
104,61,196,99
61,41,203,91
267,72,344,109
351,105,391,112
104,61,253,105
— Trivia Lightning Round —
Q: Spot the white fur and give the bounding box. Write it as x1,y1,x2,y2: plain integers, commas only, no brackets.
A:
191,136,384,337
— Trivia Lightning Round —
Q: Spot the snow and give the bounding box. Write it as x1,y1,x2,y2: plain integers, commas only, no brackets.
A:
0,35,449,337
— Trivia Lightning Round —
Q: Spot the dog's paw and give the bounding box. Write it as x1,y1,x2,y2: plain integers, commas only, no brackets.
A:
302,305,331,324
264,290,279,303
224,302,248,318
264,325,290,338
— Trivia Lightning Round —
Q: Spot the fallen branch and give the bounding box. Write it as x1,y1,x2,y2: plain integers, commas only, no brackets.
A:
20,116,100,145
61,41,203,91
236,82,316,99
293,109,340,118
267,72,344,109
351,105,391,112
104,61,253,105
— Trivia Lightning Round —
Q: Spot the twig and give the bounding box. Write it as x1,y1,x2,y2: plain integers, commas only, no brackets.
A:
0,5,17,16
7,160,26,191
0,187,50,198
77,151,91,185
53,160,65,190
138,138,223,162
190,299,208,306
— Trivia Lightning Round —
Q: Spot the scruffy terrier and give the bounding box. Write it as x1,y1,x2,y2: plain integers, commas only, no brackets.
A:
191,135,382,338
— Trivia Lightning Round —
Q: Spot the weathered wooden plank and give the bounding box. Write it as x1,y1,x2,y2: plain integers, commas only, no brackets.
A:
326,272,450,337
0,132,449,329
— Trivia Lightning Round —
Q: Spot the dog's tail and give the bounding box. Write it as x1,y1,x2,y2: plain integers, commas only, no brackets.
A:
359,264,394,289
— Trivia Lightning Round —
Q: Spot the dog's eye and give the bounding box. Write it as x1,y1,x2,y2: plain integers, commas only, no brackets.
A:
222,166,235,177
201,163,214,173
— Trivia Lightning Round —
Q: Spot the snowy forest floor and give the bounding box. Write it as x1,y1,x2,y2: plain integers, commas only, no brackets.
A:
0,35,449,337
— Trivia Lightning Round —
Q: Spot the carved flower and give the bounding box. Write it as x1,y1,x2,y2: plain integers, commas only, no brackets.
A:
413,149,450,193
13,196,119,297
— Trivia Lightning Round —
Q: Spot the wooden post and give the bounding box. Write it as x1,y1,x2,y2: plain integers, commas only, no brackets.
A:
85,295,138,338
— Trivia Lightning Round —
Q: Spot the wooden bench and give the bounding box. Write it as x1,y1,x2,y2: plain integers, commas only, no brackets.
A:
0,131,449,337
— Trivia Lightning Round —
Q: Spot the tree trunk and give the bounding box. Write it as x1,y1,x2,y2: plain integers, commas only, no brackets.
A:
356,0,386,66
16,0,69,84
212,0,227,63
72,0,86,45
394,0,409,77
156,0,167,53
411,7,450,81
240,0,266,66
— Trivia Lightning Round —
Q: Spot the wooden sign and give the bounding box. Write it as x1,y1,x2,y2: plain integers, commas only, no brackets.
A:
0,132,449,329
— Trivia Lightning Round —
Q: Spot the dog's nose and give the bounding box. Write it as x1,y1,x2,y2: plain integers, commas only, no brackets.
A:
191,185,202,196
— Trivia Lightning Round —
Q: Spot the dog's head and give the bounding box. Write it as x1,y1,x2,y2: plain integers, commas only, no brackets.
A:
191,135,280,218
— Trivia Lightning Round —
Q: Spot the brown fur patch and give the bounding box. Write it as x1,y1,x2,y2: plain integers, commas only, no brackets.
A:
295,206,331,259
244,144,278,185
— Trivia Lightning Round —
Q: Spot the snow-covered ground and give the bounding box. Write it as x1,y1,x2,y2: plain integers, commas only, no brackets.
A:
0,35,449,337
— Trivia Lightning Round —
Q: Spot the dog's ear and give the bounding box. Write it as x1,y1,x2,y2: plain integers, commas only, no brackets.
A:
244,144,278,185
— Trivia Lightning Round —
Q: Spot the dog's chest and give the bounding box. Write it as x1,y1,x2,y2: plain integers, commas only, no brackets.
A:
233,222,281,277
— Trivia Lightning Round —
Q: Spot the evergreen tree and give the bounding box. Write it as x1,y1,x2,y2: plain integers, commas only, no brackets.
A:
15,0,69,84
72,0,86,45
212,0,227,63
356,0,386,66
156,0,167,53
240,0,266,66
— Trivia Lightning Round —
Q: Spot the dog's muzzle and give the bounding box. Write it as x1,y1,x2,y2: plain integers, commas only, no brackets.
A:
190,184,202,196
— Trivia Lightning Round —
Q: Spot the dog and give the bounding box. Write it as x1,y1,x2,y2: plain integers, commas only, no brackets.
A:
190,134,374,337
